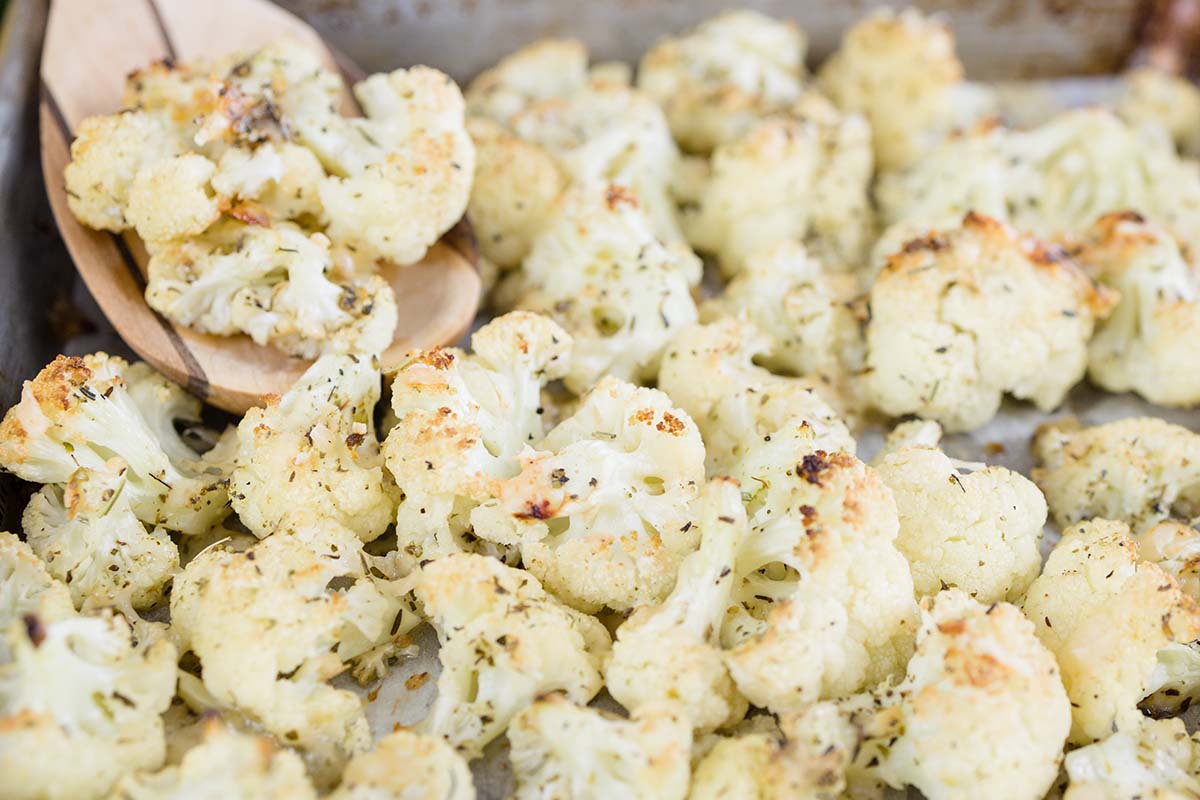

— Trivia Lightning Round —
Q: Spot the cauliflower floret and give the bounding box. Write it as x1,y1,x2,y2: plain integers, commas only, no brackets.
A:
1116,67,1200,156
850,589,1071,800
0,611,177,800
507,695,691,800
1063,715,1200,799
126,154,223,245
721,425,918,711
872,421,1046,602
504,185,700,394
383,312,571,568
230,353,396,541
817,8,995,171
1079,212,1200,406
1022,519,1200,744
413,554,611,757
210,142,327,223
0,354,233,535
327,729,474,800
658,318,854,474
1032,417,1200,534
1137,520,1200,600
146,220,397,359
683,98,873,275
22,460,179,618
606,478,748,731
109,717,318,800
0,533,74,660
637,10,806,154
864,212,1116,432
689,703,860,800
465,38,591,125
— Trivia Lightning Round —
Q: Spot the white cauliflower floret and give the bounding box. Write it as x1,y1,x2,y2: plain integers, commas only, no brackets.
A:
606,478,748,731
109,717,318,800
873,421,1046,602
637,10,807,154
0,611,177,800
1079,212,1200,406
817,7,995,171
507,695,691,800
328,729,474,800
470,376,705,612
658,318,854,474
126,154,222,245
413,554,611,757
850,589,1071,800
465,38,591,125
505,184,700,393
689,703,860,800
721,425,918,711
864,212,1116,432
210,142,327,223
1116,67,1200,156
1138,520,1200,600
1063,715,1200,799
230,353,396,541
1022,519,1200,744
383,312,571,568
0,533,74,660
0,354,233,535
1032,417,1200,534
683,98,873,275
146,220,398,359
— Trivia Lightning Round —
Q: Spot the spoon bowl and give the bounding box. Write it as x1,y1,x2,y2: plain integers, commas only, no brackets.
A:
40,0,481,412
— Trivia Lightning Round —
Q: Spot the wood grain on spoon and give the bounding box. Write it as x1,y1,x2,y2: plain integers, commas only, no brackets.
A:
40,0,481,413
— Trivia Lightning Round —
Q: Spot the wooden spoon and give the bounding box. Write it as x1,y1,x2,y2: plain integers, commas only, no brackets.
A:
40,0,481,413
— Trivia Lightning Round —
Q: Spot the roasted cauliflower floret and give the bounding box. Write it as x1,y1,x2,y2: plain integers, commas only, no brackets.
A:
1032,417,1200,534
1116,67,1200,156
110,717,318,800
606,478,748,732
0,533,75,660
873,421,1046,602
383,312,571,568
658,318,854,474
464,38,591,125
851,589,1071,800
507,695,691,800
864,212,1116,432
414,554,611,758
721,425,918,712
0,354,233,535
126,154,222,245
1063,715,1200,799
328,729,474,800
1022,519,1200,744
1137,520,1200,600
636,10,807,153
230,353,396,541
470,376,705,612
1079,212,1200,406
0,611,177,800
817,7,995,171
505,186,700,392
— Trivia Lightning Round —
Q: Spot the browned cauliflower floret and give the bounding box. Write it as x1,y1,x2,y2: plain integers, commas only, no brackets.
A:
465,38,591,125
327,729,474,800
1116,67,1200,156
865,212,1116,432
1062,715,1200,799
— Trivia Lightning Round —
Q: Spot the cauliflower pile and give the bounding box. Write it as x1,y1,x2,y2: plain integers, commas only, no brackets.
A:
64,41,472,357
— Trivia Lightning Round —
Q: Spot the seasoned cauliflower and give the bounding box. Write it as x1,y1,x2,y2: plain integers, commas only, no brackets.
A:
507,695,691,800
109,717,318,800
1116,67,1200,156
465,38,591,125
328,729,474,800
1032,417,1200,534
126,154,222,245
0,354,233,535
413,554,611,757
0,533,75,660
636,10,807,153
470,376,706,612
683,97,873,275
657,318,854,474
146,221,398,359
817,7,995,171
504,186,700,392
872,420,1046,601
864,212,1116,432
606,478,748,731
1022,519,1200,744
230,353,396,541
383,312,571,568
850,589,1070,800
1137,520,1200,600
1078,212,1200,406
0,610,177,800
1063,715,1200,799
721,424,918,711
